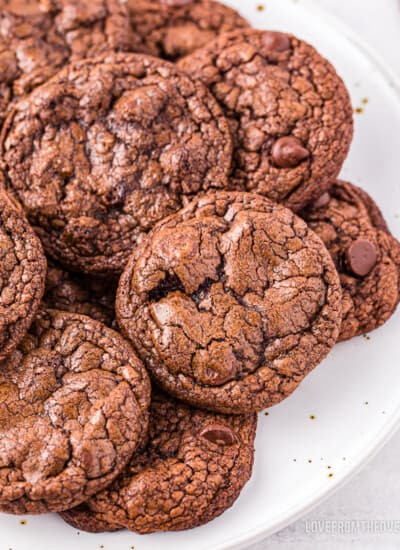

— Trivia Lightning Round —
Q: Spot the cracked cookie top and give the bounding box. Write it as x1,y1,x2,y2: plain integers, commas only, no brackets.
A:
178,29,354,211
0,0,135,126
126,0,249,61
0,188,46,360
44,262,117,327
0,308,151,514
1,53,233,276
60,390,256,533
117,192,342,414
302,181,400,341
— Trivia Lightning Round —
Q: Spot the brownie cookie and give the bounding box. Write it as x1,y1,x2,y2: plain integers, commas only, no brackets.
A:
1,53,233,276
178,29,353,211
60,390,256,533
0,0,136,126
117,192,342,414
44,262,116,326
126,0,249,61
0,308,151,514
0,188,46,361
302,181,400,341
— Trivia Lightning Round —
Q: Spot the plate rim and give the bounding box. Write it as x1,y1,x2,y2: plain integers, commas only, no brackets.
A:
215,2,400,548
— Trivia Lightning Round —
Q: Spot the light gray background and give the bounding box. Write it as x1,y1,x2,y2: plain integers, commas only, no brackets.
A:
250,1,400,548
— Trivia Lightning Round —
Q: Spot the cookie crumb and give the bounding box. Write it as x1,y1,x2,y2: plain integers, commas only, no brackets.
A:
256,3,265,11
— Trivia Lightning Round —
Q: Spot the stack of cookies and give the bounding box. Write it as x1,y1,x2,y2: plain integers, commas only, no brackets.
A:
0,0,399,535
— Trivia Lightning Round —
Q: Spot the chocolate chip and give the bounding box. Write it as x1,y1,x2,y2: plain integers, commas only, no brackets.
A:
346,239,377,277
200,424,237,446
313,192,331,209
262,31,291,52
271,137,310,168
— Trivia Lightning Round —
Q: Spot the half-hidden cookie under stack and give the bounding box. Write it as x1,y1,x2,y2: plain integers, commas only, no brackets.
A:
302,180,400,341
0,0,137,126
61,390,257,533
0,187,46,361
126,0,250,61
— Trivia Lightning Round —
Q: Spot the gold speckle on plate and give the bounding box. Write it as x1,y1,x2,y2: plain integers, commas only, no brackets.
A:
354,107,363,114
20,519,27,526
264,411,269,416
256,3,265,11
327,465,332,469
362,98,369,104
328,473,334,478
362,334,371,341
364,401,369,405
309,414,316,420
308,459,312,463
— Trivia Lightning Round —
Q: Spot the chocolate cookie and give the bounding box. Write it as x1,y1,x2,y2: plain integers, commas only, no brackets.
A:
0,188,46,361
1,53,233,276
0,308,151,514
116,192,342,414
178,29,354,211
302,181,400,341
0,0,136,126
60,390,256,533
44,262,116,326
126,0,249,61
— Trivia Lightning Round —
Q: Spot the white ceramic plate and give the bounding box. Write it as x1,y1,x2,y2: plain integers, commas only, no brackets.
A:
1,1,400,549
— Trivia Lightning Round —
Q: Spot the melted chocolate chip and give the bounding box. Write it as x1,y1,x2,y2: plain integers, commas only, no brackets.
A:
200,424,237,446
262,31,290,52
313,192,331,209
271,137,310,168
346,239,377,277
